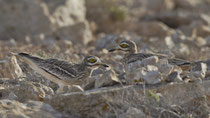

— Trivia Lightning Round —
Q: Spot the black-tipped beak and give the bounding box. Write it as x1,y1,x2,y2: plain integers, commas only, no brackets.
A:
103,64,109,68
18,53,30,58
109,48,116,52
97,62,110,68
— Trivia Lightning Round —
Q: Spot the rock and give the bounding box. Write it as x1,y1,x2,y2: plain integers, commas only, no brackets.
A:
194,25,210,38
179,43,190,55
158,109,180,118
0,57,18,79
82,67,122,90
0,88,15,100
166,71,183,82
165,36,175,49
10,56,25,78
12,81,54,102
0,0,51,40
200,63,207,76
143,70,162,84
17,62,59,90
141,56,159,67
175,0,208,10
2,0,210,117
86,0,175,33
195,37,206,47
55,21,92,45
94,69,121,88
159,58,169,64
119,107,147,118
143,10,200,32
7,92,17,100
46,0,86,26
109,69,122,83
0,0,92,44
146,65,158,71
124,68,143,85
137,21,174,37
201,60,210,71
204,36,210,46
46,81,210,117
171,30,187,42
157,63,174,75
124,61,171,85
201,14,210,26
189,74,203,83
86,0,130,33
95,34,120,50
0,100,62,118
146,0,175,12
125,60,142,72
190,63,207,80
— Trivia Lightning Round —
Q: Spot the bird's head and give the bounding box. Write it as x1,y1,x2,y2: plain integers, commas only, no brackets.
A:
83,56,109,68
109,40,137,54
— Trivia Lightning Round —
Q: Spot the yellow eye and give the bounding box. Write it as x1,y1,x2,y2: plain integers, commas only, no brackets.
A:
88,58,97,63
120,43,128,48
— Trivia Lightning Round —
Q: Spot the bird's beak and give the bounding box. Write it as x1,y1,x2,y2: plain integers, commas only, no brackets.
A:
108,47,120,52
96,61,111,70
98,62,109,68
101,63,110,68
100,63,111,70
102,64,109,68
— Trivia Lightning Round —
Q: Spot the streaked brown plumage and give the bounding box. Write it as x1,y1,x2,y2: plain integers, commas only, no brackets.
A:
109,40,191,70
16,53,109,92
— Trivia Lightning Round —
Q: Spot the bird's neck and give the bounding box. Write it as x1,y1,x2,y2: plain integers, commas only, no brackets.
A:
89,67,99,77
124,49,137,57
77,63,87,72
130,50,138,54
131,43,138,54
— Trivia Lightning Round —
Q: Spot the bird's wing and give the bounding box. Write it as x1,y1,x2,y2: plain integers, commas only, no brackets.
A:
168,58,191,66
18,53,44,63
125,52,191,66
38,59,78,80
126,53,158,64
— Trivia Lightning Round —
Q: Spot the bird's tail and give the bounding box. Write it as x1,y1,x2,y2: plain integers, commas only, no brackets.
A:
168,58,191,66
10,52,31,58
19,52,43,62
18,52,32,58
168,58,191,71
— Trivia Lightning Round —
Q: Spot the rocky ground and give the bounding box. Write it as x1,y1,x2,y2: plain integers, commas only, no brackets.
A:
1,0,210,117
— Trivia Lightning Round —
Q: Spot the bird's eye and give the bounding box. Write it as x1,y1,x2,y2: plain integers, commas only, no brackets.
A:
120,43,129,48
88,58,97,63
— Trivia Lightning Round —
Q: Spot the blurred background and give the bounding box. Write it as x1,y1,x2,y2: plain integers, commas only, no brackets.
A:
1,0,210,78
1,0,210,117
0,0,210,76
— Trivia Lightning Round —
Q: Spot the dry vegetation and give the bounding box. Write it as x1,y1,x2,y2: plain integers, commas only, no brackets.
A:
1,0,210,118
